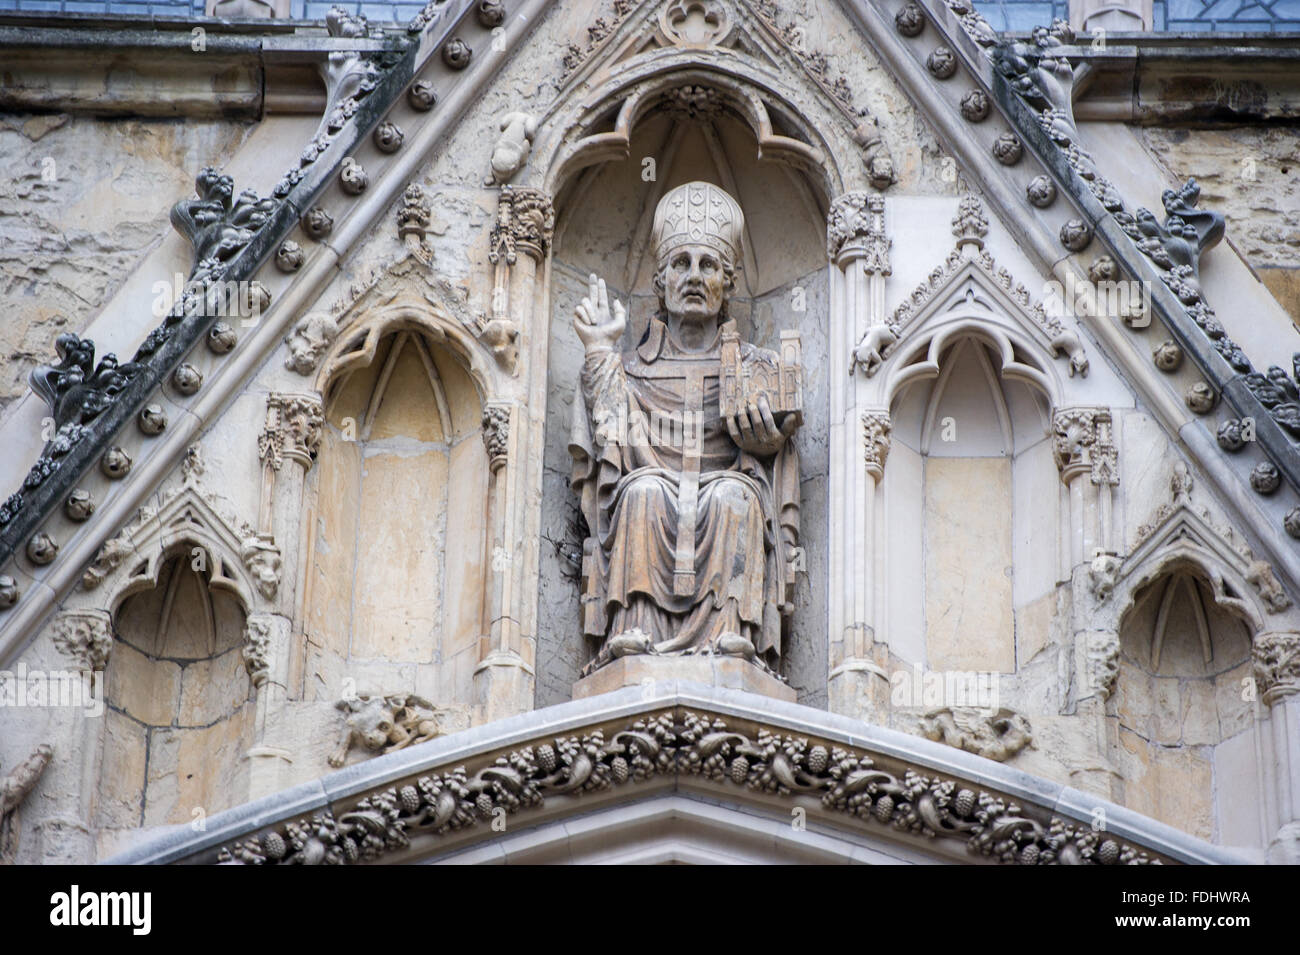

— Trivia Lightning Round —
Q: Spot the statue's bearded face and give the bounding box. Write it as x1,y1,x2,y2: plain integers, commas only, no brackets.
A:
658,244,730,325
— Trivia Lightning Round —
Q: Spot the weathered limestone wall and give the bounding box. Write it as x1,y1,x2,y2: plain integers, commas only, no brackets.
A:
0,112,254,422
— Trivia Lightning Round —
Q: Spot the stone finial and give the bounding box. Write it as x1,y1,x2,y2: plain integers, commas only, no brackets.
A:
826,191,890,272
952,194,988,252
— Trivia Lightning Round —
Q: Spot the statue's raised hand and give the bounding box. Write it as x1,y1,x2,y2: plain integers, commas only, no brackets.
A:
574,273,626,353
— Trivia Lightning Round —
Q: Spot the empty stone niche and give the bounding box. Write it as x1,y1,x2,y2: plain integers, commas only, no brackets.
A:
100,550,253,834
885,335,1058,673
1113,563,1257,842
537,105,831,706
304,326,489,706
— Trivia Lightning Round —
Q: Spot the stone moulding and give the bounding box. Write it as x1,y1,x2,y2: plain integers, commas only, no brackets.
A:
105,685,1245,866
980,20,1300,508
0,0,528,630
0,42,417,569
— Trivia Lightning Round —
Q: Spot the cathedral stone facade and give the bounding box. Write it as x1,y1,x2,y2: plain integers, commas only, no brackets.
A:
1,0,1299,865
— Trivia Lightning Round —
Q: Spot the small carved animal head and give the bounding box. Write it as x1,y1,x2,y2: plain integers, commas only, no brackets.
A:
336,695,400,752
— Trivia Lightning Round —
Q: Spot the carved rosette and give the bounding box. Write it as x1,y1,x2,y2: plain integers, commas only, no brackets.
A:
1052,408,1118,486
481,404,510,473
259,394,324,472
862,411,892,479
51,609,113,672
488,186,555,265
827,191,890,273
1254,631,1300,705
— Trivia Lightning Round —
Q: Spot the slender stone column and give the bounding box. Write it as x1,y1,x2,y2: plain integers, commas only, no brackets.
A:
24,609,115,863
247,393,321,795
474,187,551,720
1254,630,1300,863
827,192,890,719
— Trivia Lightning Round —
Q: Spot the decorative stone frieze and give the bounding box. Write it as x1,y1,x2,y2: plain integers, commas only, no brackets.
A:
213,709,1158,866
51,609,113,672
826,192,890,272
258,394,324,472
488,186,555,265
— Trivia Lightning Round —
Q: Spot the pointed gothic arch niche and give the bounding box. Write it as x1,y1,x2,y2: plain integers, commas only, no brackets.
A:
1110,550,1260,842
536,64,839,703
305,318,488,700
884,328,1057,673
102,544,252,830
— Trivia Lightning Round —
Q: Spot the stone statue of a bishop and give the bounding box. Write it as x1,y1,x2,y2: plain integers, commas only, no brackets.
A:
569,181,802,674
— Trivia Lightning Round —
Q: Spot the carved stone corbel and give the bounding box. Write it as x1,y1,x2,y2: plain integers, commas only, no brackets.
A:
397,182,432,266
481,403,510,473
51,609,113,672
862,411,891,480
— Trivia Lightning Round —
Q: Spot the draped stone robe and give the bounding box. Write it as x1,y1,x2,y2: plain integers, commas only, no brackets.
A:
569,317,800,667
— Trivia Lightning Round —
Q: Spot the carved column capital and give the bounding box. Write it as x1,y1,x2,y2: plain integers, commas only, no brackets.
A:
489,185,555,265
862,411,892,479
51,608,113,672
259,393,324,472
827,191,890,273
1255,630,1300,705
481,402,511,473
1052,407,1117,486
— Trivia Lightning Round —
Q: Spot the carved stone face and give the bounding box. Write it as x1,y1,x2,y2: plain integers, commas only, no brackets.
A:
659,243,729,326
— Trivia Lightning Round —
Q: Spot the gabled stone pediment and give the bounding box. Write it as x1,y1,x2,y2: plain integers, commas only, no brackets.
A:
106,685,1245,866
853,195,1087,407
